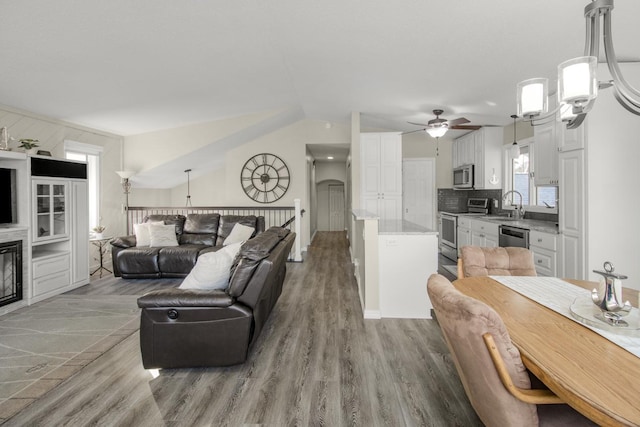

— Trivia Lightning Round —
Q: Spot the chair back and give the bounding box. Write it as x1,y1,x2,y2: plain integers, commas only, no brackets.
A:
459,246,537,278
427,274,539,427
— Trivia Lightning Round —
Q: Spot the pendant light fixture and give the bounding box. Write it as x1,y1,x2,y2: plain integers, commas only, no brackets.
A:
510,115,520,159
517,0,640,129
185,169,193,207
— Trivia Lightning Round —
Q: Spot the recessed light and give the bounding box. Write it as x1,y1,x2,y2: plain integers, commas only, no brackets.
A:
327,156,334,160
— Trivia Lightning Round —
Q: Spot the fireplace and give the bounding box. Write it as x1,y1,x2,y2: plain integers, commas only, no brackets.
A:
0,240,22,307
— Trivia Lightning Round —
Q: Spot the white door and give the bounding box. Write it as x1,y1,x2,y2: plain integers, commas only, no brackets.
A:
328,184,345,231
402,158,436,230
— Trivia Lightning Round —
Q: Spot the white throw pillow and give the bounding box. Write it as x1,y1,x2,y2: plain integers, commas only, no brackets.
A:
224,223,254,246
148,224,179,247
134,221,163,247
179,242,243,290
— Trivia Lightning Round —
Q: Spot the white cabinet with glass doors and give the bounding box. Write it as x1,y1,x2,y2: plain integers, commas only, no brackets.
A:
32,179,69,243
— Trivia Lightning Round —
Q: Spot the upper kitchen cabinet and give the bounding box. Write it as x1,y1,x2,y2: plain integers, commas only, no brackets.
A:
452,132,474,168
454,127,502,189
558,117,585,152
360,132,402,221
474,127,502,190
533,117,559,186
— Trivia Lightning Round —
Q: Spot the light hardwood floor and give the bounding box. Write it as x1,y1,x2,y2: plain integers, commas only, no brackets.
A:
5,231,481,426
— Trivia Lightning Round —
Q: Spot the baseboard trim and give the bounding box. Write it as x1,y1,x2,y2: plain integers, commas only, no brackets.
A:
364,310,381,319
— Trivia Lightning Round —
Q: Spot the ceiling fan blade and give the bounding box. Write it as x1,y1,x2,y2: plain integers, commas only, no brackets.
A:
408,121,429,127
401,128,426,135
447,117,470,127
450,125,482,130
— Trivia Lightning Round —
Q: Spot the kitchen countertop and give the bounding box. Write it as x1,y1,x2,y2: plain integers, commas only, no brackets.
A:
378,220,438,235
476,216,559,234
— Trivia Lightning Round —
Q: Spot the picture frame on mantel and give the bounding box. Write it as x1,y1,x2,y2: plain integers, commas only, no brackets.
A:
36,150,51,157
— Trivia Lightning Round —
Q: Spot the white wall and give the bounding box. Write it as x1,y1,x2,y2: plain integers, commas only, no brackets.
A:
0,105,124,235
124,115,351,250
316,161,347,183
585,63,640,289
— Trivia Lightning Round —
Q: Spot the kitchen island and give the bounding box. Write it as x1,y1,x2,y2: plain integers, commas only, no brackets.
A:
351,210,439,319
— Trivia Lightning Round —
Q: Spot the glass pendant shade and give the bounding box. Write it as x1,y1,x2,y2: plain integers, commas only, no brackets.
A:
510,142,520,159
115,170,135,179
426,126,447,138
558,56,597,108
517,78,548,117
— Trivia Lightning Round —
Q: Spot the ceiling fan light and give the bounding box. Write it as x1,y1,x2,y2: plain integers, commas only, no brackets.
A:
426,126,447,138
517,78,548,118
558,56,597,111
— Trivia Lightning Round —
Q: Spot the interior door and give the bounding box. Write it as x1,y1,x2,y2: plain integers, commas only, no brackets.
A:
328,184,345,231
403,158,436,229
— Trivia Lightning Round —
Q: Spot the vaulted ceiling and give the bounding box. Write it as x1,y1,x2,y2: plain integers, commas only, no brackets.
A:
2,0,639,136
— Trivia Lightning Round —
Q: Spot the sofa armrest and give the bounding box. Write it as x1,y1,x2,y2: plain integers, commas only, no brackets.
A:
137,288,235,308
111,235,137,249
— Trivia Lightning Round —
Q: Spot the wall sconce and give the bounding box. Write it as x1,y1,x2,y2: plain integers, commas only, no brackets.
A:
517,0,640,129
115,170,135,233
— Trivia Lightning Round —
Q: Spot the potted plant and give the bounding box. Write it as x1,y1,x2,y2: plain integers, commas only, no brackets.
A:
18,138,39,155
92,225,106,239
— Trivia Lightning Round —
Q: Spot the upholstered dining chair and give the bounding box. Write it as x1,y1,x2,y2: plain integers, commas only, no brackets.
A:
427,274,595,427
457,245,537,279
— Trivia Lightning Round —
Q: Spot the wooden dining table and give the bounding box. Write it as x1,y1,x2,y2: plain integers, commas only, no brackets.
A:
453,276,640,427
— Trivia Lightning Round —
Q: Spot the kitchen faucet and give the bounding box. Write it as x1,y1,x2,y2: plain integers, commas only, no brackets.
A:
503,190,525,219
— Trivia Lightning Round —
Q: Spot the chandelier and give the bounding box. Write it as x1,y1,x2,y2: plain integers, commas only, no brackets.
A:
517,0,640,129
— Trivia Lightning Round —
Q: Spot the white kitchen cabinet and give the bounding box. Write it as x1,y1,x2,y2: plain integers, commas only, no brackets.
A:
558,149,585,279
454,127,502,189
470,219,499,247
529,230,558,277
457,217,471,255
453,133,474,168
361,133,402,221
533,117,559,186
558,120,585,152
475,127,502,190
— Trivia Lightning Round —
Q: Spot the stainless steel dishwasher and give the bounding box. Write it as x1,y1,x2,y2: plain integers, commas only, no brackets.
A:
498,225,529,248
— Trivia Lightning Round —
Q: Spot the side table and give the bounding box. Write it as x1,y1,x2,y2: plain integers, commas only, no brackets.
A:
90,237,113,277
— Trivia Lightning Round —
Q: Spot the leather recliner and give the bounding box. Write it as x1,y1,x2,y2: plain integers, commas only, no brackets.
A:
136,227,295,368
110,213,265,279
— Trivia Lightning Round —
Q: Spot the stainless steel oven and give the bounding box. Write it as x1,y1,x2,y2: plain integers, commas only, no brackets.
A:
439,213,458,261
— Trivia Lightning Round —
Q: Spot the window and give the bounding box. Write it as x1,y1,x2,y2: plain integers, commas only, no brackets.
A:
503,137,558,213
64,141,103,230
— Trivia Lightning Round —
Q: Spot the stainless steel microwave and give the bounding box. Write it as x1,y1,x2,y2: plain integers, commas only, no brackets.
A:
453,164,474,189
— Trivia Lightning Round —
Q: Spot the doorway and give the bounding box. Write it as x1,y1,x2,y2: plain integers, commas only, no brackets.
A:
328,184,345,231
403,158,436,230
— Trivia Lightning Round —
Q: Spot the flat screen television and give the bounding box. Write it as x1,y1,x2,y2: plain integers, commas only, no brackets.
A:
0,168,17,225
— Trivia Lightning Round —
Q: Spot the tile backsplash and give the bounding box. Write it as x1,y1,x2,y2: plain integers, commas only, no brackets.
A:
437,188,558,222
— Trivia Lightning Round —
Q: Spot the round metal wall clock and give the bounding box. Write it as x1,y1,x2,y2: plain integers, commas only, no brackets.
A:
240,153,290,203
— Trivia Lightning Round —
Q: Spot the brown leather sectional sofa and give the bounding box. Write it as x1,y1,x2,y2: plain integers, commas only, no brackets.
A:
136,227,296,368
110,214,265,279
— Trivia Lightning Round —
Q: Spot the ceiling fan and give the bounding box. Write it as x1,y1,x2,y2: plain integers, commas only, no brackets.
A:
405,109,481,137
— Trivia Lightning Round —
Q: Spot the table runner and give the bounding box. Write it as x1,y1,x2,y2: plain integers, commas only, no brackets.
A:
489,276,640,359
